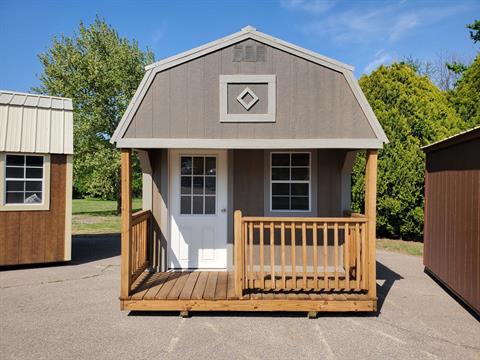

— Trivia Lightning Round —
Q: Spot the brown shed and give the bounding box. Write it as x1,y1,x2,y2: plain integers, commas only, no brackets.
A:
0,90,73,266
423,126,480,316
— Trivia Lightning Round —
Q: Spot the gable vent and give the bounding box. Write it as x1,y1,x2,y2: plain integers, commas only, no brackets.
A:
232,44,266,62
233,45,243,62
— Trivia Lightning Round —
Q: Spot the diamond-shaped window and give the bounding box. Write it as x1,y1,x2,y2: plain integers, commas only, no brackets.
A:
236,87,259,110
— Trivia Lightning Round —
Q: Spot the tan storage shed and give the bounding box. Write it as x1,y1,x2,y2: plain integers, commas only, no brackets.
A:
423,126,480,316
0,90,73,266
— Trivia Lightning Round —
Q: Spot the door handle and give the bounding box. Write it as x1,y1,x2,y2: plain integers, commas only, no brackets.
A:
221,208,227,213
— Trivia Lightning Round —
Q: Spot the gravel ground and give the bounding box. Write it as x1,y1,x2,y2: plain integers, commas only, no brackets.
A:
1,235,479,360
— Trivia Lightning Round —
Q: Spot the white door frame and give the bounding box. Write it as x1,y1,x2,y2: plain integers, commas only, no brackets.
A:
167,149,228,270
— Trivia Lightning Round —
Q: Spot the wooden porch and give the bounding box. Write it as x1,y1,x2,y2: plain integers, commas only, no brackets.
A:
122,270,375,312
119,149,378,314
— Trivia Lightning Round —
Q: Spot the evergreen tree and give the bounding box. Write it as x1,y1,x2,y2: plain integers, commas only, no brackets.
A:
352,64,466,239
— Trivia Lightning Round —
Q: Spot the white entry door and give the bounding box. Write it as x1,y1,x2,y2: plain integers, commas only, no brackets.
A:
169,149,228,269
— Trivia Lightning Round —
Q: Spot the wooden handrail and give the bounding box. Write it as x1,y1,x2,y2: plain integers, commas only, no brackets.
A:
242,216,367,223
234,211,369,296
132,209,150,225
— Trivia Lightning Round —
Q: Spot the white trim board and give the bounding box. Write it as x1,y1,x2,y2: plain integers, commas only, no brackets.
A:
111,26,388,145
219,75,276,123
116,138,384,149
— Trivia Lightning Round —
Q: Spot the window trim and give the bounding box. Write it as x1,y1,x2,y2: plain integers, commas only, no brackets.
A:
268,151,315,214
0,153,51,211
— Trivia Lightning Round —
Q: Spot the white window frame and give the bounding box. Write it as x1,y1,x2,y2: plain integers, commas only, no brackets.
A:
179,154,218,216
270,151,311,213
0,153,51,211
219,74,276,123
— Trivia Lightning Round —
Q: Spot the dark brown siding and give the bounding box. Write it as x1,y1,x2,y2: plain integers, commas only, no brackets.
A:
424,136,480,315
0,154,67,266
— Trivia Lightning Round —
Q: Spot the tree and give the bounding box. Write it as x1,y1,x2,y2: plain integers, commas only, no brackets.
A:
352,64,466,240
467,20,480,43
34,17,154,211
447,19,480,130
402,52,470,91
448,54,480,129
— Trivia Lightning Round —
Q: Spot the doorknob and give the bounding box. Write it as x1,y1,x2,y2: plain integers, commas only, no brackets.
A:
221,208,227,213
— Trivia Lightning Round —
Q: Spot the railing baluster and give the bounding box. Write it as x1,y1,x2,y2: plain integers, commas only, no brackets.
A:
323,222,328,289
355,223,361,290
270,222,275,289
249,222,254,289
345,223,350,290
302,222,307,289
361,222,367,289
334,222,339,290
128,210,151,287
259,222,264,289
281,222,286,288
243,221,248,289
313,222,318,290
291,222,296,289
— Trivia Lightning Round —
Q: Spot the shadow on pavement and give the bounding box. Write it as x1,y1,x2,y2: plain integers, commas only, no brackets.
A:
70,233,120,265
376,260,403,314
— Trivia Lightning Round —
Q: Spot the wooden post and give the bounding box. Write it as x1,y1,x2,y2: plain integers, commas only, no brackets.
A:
365,149,378,302
120,149,133,299
234,210,243,298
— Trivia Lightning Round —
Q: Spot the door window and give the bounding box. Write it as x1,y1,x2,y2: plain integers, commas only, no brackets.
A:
180,156,216,214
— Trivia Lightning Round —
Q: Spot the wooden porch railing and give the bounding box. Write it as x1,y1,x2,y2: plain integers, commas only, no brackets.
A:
234,211,370,297
129,210,150,285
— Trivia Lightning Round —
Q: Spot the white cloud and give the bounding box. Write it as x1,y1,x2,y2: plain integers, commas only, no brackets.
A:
281,0,337,13
298,2,470,45
388,13,419,41
363,50,393,74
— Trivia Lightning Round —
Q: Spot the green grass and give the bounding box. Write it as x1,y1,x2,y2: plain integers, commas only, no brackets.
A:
376,238,423,256
73,198,142,215
72,198,142,235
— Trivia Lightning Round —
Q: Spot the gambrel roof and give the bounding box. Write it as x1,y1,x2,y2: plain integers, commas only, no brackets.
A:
111,26,388,147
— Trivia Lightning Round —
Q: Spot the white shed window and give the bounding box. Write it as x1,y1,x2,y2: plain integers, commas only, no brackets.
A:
4,155,45,204
270,152,310,211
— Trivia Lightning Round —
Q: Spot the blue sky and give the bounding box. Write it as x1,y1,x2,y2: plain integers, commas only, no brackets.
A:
0,0,478,92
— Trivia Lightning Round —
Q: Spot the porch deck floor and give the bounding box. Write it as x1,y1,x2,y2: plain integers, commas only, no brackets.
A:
121,271,376,313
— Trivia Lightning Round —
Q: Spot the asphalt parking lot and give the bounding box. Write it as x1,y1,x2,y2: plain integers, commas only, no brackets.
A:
1,235,479,360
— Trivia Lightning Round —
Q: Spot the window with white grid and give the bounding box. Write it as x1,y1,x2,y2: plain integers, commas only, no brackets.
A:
270,152,310,211
4,154,45,205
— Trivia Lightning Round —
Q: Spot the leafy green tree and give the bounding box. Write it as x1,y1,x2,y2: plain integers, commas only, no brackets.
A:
448,55,480,129
352,64,466,240
467,20,480,43
447,19,480,130
34,17,154,210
